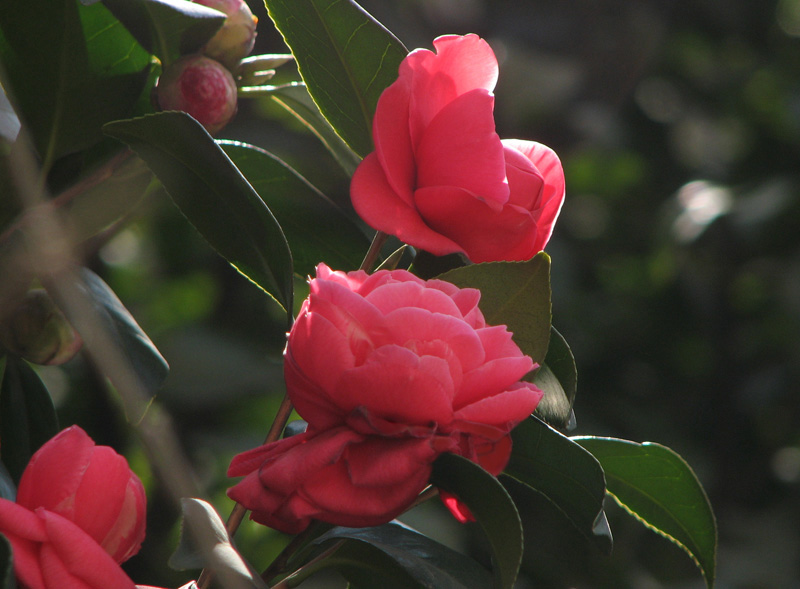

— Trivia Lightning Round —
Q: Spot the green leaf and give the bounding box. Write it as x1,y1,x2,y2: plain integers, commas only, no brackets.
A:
438,253,552,365
0,0,153,167
102,0,226,64
533,326,577,429
0,356,59,483
430,453,522,589
68,268,169,398
170,498,268,589
247,82,362,176
0,534,14,589
308,522,493,589
0,459,15,502
263,0,408,157
574,437,717,588
104,112,294,313
505,417,611,553
219,141,369,276
64,154,155,242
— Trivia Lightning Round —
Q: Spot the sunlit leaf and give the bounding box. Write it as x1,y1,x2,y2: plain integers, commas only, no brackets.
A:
307,522,493,589
533,326,577,429
0,356,59,483
263,0,407,157
505,417,611,553
170,498,268,589
243,82,363,177
101,0,226,64
104,112,294,313
219,141,369,275
431,453,522,589
439,254,552,365
575,437,717,588
0,0,152,166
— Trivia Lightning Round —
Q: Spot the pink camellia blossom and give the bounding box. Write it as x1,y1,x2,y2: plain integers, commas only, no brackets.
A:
350,34,565,263
228,264,542,534
0,426,146,589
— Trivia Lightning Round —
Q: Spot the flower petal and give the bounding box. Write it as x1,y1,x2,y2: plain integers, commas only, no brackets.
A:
351,152,464,256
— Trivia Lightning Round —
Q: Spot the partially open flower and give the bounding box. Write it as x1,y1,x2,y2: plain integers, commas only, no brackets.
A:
156,54,238,135
0,426,147,588
193,0,258,70
0,289,82,365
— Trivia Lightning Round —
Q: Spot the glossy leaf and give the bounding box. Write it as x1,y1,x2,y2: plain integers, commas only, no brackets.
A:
219,141,369,275
575,437,717,588
245,82,362,177
0,356,59,483
101,0,226,64
439,253,552,365
0,534,13,589
533,326,577,429
307,522,493,589
104,112,294,313
263,0,408,157
170,498,268,589
0,459,14,502
505,417,611,553
431,453,522,589
69,268,169,399
0,0,152,166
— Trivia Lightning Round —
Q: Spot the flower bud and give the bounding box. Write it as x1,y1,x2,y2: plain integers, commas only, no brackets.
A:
156,54,238,135
0,288,82,365
194,0,258,70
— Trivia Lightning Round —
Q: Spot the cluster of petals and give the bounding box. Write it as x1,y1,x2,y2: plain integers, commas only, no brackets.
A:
0,426,146,589
228,264,542,534
350,34,565,263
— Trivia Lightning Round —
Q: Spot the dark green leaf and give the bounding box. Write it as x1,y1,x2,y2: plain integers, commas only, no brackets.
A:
438,253,552,365
501,476,613,588
533,326,577,429
0,534,14,589
0,459,15,502
246,82,362,177
104,112,294,313
170,498,268,588
431,453,522,589
505,417,611,553
574,437,717,588
310,522,493,589
263,0,408,157
0,0,152,166
219,141,369,275
65,154,155,242
68,268,169,399
102,0,226,64
0,356,59,483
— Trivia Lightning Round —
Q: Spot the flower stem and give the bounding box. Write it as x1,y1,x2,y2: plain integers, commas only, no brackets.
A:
196,393,295,589
359,231,388,272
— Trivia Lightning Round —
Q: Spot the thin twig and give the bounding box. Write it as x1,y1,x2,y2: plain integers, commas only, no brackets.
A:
359,231,388,272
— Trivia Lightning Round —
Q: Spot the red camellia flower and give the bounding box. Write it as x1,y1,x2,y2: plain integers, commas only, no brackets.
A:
350,34,565,263
228,264,542,534
0,426,146,589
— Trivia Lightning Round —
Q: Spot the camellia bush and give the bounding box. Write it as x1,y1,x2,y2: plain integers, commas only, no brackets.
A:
0,0,718,588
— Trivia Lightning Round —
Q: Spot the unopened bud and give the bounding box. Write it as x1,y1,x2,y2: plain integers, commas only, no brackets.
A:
156,54,238,135
194,0,258,70
0,289,82,365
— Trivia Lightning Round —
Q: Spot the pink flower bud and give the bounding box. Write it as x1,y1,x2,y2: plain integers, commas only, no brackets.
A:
156,54,238,135
193,0,258,70
0,289,82,365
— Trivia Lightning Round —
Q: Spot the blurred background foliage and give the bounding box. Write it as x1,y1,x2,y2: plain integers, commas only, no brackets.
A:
31,0,800,587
